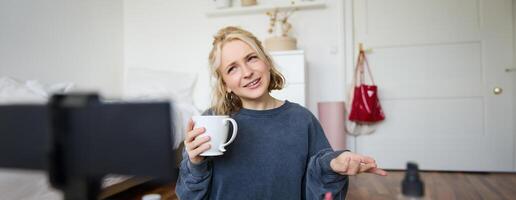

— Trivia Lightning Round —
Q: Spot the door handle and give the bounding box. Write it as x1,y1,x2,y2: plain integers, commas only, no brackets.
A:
493,87,503,95
506,68,516,72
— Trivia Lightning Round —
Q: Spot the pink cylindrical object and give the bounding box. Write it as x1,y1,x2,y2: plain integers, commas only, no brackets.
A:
317,101,347,151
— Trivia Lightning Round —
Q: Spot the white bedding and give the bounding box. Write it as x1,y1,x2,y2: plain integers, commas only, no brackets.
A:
0,77,73,104
0,75,198,148
124,67,202,148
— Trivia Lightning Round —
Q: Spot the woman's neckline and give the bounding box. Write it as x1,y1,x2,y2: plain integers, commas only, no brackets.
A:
237,100,290,116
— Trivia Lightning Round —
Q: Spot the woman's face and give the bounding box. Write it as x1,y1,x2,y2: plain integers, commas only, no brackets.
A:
219,40,270,103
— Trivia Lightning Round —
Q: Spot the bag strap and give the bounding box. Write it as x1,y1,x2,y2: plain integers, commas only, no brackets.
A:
361,50,376,85
353,50,376,86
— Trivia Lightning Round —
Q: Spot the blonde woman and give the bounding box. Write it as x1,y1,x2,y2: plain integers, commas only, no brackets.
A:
176,26,387,200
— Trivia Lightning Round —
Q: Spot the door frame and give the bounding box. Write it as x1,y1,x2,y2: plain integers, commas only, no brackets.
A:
512,0,516,172
337,0,357,152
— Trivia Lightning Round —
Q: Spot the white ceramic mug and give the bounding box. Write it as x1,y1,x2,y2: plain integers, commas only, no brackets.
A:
192,115,238,156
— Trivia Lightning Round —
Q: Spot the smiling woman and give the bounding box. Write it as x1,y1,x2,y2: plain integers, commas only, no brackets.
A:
219,40,277,108
208,26,285,115
175,26,387,200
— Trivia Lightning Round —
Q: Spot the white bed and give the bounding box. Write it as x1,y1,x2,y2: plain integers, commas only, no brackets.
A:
0,69,202,199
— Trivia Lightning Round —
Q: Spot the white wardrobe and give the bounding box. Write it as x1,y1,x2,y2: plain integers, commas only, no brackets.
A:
269,50,306,107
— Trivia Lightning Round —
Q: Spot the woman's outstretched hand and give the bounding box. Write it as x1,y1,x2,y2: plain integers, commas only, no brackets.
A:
330,151,388,176
184,118,211,165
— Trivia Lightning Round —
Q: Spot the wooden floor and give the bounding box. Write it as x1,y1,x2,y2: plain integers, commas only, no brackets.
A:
105,171,516,200
347,171,516,200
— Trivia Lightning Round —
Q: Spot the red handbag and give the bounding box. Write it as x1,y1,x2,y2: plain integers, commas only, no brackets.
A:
348,49,385,122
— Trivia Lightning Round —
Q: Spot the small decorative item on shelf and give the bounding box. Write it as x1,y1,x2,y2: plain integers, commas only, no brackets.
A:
241,0,257,7
214,0,232,9
264,8,298,51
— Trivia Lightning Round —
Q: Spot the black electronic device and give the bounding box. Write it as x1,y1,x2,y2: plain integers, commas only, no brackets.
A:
0,94,177,200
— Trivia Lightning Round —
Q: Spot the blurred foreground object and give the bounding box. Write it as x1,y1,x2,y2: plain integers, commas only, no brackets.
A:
399,162,424,200
0,94,177,200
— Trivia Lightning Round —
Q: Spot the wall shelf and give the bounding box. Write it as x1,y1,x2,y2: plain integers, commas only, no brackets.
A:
206,1,326,17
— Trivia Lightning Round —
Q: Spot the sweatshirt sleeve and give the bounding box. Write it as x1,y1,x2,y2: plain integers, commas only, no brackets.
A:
305,115,349,199
175,148,212,200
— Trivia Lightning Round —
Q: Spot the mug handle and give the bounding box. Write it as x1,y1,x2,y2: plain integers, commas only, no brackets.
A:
219,118,238,152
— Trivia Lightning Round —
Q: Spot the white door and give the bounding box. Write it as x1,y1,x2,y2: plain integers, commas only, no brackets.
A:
350,0,514,171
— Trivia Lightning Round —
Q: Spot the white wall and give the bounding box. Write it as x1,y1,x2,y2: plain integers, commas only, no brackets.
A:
124,0,346,112
0,0,124,97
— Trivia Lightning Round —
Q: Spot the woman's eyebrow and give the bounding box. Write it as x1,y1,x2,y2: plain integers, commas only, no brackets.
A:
244,52,256,59
224,61,236,71
223,52,256,71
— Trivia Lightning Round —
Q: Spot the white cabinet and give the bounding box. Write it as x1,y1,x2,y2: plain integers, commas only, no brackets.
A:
270,50,306,107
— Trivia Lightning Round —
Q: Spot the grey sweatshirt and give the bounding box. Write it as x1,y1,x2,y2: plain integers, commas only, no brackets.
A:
176,101,348,200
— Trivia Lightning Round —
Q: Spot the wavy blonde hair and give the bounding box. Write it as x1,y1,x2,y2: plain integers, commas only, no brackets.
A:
208,26,285,115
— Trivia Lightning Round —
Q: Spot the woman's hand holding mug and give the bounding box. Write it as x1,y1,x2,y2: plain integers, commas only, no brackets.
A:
184,119,211,165
184,116,239,164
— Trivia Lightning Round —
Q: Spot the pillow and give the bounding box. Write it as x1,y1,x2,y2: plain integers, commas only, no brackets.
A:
0,77,74,104
123,68,201,149
124,68,197,104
